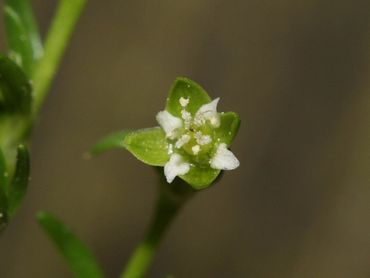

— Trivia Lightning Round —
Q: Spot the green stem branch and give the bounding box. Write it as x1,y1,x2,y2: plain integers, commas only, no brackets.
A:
121,178,195,278
31,0,87,117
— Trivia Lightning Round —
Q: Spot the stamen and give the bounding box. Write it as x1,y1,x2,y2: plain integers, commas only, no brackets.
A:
167,143,174,155
192,145,200,155
179,97,189,107
181,109,192,129
175,134,191,148
195,131,212,145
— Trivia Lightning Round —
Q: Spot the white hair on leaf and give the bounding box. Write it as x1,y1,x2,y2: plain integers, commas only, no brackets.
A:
210,143,239,170
164,153,190,183
156,110,182,139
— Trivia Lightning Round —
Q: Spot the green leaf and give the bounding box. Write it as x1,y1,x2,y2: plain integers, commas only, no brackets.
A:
166,77,211,117
4,7,34,75
4,0,43,75
180,166,220,190
123,127,169,166
0,147,9,195
0,148,8,228
89,130,131,157
215,112,241,146
0,55,32,114
7,144,30,217
37,212,104,278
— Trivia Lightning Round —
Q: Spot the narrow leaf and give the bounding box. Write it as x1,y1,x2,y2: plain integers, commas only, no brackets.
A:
4,0,43,75
89,130,131,157
4,7,34,75
0,55,32,114
37,212,104,278
123,127,169,166
166,77,211,118
0,149,8,228
0,148,9,195
7,144,29,217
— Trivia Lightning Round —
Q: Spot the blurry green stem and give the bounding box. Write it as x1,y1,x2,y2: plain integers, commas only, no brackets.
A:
121,179,195,278
31,0,87,117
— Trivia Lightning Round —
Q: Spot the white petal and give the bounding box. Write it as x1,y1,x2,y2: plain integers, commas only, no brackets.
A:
194,98,220,127
164,153,190,183
210,143,239,170
156,110,182,139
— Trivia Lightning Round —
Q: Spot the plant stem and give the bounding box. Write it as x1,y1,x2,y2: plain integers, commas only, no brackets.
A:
9,0,87,162
121,179,195,278
31,0,87,117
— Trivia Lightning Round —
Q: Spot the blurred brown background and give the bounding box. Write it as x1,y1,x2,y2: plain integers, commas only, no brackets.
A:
1,0,370,277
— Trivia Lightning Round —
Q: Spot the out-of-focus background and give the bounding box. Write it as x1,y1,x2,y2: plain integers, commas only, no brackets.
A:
1,0,370,277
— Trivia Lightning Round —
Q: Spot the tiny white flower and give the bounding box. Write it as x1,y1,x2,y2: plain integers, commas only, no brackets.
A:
210,143,239,170
156,110,182,139
179,97,189,107
194,98,220,127
121,77,241,189
175,134,191,148
164,153,190,183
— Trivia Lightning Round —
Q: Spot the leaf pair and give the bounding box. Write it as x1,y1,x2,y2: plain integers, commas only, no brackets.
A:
0,144,30,229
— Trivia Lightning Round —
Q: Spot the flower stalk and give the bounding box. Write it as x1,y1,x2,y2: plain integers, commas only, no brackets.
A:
91,77,241,276
121,174,195,278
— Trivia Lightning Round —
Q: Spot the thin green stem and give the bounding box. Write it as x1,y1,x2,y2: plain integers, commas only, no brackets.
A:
121,178,195,278
31,0,87,117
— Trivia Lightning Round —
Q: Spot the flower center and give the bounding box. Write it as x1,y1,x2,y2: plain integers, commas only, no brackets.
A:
169,97,218,162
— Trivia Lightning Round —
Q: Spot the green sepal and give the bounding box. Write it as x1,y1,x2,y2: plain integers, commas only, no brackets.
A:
0,55,32,114
4,0,43,75
180,167,220,190
0,148,9,228
7,144,30,217
123,127,169,166
166,77,211,117
215,112,241,146
37,212,104,278
89,130,131,157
